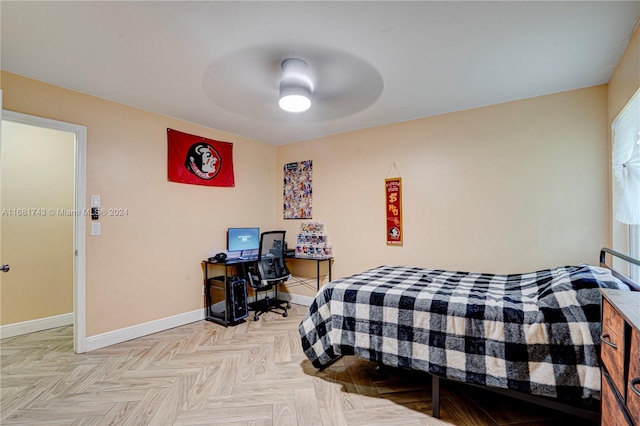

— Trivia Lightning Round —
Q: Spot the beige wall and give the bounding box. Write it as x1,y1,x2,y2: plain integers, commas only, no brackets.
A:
1,121,74,324
609,24,640,123
1,71,278,336
277,85,611,290
608,24,640,261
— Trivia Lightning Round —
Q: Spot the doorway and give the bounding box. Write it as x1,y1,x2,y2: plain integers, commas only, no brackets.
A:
1,110,87,353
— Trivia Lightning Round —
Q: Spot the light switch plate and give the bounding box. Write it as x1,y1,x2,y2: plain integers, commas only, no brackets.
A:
91,222,101,236
91,195,101,208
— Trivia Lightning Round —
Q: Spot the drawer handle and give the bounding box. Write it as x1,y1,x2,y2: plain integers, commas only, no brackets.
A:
600,334,618,349
631,378,640,398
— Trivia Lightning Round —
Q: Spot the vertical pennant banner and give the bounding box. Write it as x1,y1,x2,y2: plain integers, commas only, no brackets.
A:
385,177,402,245
167,128,235,187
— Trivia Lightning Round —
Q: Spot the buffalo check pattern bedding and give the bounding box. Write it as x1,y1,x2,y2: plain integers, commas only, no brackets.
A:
299,264,631,401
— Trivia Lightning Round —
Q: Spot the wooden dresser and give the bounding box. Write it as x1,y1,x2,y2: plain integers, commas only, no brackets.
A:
600,289,640,426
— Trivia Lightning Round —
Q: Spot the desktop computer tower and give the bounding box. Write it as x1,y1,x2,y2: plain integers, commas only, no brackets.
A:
227,277,248,322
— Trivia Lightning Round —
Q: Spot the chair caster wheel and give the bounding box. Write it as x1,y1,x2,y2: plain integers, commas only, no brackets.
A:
253,315,259,321
282,311,288,317
286,303,291,309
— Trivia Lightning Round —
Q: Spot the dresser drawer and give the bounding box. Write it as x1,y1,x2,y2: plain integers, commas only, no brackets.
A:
628,327,640,426
602,370,633,426
601,299,627,393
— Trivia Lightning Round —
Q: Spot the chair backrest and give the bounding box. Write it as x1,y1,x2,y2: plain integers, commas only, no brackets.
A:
256,230,290,286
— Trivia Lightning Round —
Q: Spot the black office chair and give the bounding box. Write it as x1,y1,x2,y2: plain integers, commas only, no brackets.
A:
247,230,291,321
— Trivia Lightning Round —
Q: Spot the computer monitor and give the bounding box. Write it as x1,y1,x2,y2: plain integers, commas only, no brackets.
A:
227,227,260,257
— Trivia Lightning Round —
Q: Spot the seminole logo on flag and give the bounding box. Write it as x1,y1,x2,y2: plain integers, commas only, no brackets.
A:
167,128,235,187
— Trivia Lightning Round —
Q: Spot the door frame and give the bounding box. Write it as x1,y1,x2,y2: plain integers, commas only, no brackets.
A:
2,110,87,353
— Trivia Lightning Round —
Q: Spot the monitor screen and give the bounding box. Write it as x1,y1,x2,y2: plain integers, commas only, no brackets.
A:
227,227,260,253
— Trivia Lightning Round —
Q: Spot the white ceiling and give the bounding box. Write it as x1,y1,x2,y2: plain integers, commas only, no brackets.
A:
2,1,639,145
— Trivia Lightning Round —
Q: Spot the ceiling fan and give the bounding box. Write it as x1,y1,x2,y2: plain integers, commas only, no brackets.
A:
202,43,384,123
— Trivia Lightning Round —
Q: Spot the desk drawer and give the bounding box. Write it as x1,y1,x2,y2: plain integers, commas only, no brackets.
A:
601,299,626,393
628,328,640,426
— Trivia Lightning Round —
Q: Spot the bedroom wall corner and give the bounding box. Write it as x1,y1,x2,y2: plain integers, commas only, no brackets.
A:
276,85,610,286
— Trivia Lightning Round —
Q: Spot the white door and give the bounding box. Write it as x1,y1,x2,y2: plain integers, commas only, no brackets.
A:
0,110,87,353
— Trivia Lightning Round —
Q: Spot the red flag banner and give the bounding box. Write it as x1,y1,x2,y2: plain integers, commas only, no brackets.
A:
385,177,402,246
167,128,235,187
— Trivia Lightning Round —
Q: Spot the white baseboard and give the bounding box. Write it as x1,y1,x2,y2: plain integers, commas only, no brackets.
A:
85,309,204,352
282,292,314,307
5,296,313,351
0,312,73,339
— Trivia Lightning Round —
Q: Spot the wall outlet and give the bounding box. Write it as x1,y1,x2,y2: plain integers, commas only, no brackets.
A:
91,222,101,236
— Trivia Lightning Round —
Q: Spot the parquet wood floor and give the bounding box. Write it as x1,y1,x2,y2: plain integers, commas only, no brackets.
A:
1,304,598,425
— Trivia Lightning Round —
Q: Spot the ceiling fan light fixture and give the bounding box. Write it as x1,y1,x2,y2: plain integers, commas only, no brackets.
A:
279,84,311,113
279,58,312,113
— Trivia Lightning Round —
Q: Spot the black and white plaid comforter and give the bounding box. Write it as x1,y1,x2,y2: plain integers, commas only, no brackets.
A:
299,264,631,400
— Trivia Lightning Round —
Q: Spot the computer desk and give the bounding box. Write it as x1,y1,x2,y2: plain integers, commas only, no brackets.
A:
202,257,254,326
202,255,333,326
284,254,333,291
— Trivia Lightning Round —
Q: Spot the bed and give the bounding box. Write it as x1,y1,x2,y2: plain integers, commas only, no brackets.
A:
299,248,640,421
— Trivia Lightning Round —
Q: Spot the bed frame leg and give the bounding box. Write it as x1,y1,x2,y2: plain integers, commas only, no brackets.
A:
432,374,440,418
317,355,342,371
